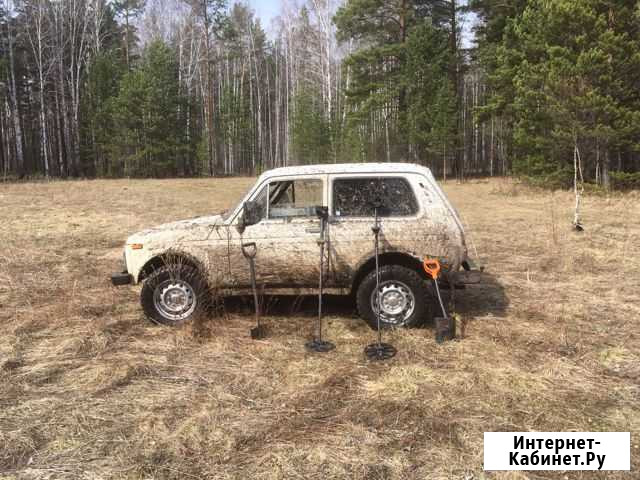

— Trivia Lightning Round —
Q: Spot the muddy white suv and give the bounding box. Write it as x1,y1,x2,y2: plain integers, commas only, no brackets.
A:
111,163,475,329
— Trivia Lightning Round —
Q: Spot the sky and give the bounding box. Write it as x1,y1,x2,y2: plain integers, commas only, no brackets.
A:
248,0,281,29
247,0,477,48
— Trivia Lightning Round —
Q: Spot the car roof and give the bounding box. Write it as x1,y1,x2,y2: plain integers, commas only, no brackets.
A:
260,163,433,180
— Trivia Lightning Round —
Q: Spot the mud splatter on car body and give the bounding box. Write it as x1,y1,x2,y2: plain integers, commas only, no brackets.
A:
116,163,470,300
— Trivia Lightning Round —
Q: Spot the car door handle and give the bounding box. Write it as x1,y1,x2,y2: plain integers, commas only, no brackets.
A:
305,227,321,234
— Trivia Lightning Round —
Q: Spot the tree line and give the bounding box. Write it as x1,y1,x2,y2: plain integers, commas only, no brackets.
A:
1,0,639,188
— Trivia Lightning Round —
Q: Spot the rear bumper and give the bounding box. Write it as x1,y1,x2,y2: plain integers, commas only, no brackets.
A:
111,271,132,286
462,257,483,273
449,257,484,287
453,269,482,286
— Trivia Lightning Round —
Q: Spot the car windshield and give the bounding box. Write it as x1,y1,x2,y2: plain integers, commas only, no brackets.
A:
221,181,256,221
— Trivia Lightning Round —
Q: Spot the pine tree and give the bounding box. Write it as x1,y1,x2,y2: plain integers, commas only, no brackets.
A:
405,22,456,164
107,40,187,176
112,0,146,70
334,0,460,168
82,4,126,176
291,88,331,164
504,0,640,185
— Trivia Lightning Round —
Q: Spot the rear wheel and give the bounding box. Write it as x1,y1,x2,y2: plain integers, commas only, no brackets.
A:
141,265,207,326
356,265,434,330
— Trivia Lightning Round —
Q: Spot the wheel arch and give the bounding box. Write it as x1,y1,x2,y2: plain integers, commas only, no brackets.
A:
350,251,428,295
138,250,208,283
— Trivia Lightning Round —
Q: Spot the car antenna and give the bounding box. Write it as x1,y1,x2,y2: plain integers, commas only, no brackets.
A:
364,197,397,361
305,206,335,353
242,242,267,340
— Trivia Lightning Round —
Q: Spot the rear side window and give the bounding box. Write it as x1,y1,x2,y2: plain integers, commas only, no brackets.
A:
333,177,418,217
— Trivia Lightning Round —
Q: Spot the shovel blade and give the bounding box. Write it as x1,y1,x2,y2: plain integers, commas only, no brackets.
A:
251,325,267,340
435,317,456,344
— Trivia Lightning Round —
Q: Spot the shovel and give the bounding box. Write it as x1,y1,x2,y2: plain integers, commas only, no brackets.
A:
423,259,455,343
241,242,266,340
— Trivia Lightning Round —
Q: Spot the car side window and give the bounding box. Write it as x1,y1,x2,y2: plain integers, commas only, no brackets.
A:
251,179,323,222
333,177,418,217
268,179,323,219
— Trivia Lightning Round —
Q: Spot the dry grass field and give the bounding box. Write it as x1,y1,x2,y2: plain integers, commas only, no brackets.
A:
1,177,639,479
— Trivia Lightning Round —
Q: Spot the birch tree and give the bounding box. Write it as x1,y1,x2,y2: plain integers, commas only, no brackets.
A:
185,0,225,175
4,0,25,175
23,0,51,176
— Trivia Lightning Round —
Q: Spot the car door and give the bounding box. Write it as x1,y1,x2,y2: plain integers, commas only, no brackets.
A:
327,175,422,287
229,175,328,289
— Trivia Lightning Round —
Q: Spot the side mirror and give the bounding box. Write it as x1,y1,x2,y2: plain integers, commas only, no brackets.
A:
237,201,261,234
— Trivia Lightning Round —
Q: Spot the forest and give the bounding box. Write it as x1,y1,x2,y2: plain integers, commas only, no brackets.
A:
1,0,640,188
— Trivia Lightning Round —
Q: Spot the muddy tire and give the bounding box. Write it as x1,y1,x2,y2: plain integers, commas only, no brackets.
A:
141,265,208,326
356,265,434,330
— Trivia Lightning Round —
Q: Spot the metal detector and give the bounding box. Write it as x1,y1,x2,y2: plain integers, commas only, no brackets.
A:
305,206,335,353
423,259,455,343
241,242,266,340
364,198,397,361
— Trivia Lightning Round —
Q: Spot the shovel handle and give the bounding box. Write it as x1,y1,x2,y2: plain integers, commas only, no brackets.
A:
241,242,257,259
423,258,441,280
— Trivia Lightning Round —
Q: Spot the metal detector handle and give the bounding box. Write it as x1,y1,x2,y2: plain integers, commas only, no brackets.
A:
241,242,257,260
370,197,384,210
423,258,441,280
315,205,329,220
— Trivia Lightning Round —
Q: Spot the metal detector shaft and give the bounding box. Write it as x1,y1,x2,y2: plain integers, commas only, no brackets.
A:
373,207,382,345
364,199,397,361
317,220,325,339
305,207,335,353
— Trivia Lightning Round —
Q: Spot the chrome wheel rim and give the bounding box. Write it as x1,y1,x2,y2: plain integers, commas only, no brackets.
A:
153,279,197,322
370,280,416,326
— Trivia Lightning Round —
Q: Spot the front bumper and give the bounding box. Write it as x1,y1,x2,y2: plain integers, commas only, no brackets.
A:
111,271,132,286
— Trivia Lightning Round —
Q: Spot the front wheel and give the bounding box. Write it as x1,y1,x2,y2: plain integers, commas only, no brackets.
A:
356,265,434,330
141,265,207,326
